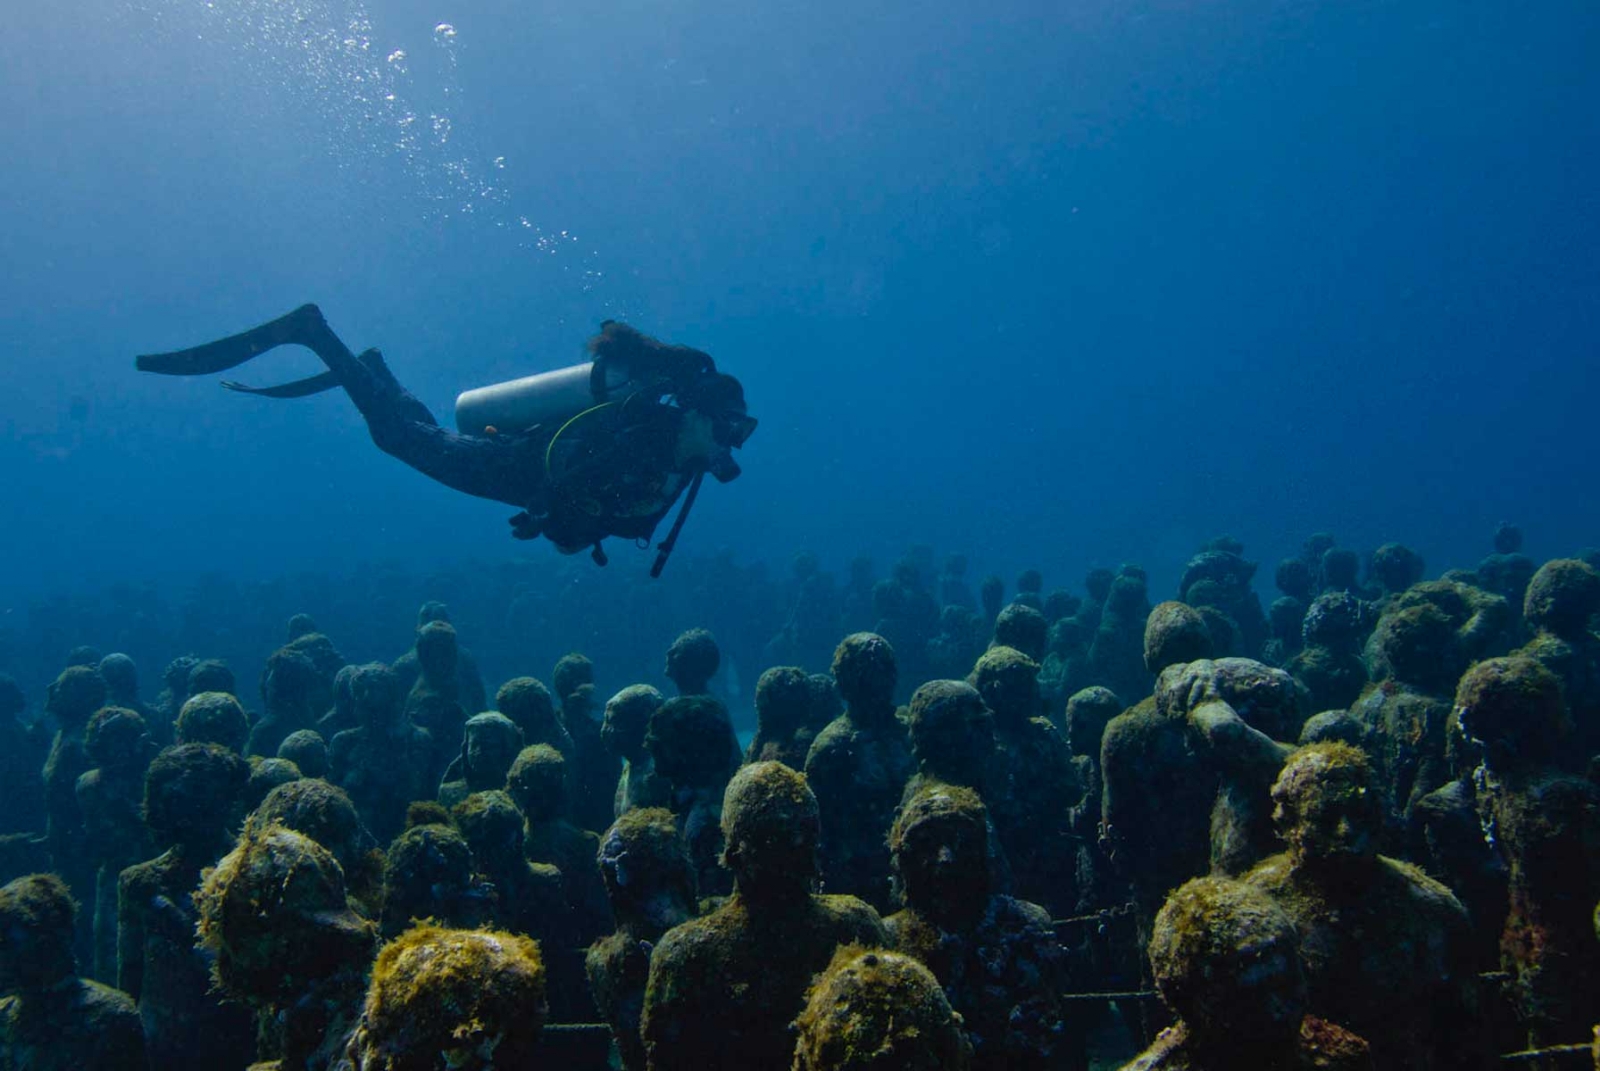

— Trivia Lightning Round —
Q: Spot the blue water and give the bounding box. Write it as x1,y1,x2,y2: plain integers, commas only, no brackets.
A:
3,0,1597,645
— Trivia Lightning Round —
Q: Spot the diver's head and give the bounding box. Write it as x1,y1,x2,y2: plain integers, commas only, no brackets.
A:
680,372,756,449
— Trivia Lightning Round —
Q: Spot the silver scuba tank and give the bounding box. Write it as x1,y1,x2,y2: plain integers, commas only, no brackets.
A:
454,361,635,436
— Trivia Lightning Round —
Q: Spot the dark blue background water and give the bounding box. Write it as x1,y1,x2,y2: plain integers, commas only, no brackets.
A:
5,0,1598,605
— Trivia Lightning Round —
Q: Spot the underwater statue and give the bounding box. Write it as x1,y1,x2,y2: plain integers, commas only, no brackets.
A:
644,694,741,896
1455,655,1600,1049
0,873,148,1071
601,684,670,817
117,743,254,1069
327,662,435,846
489,673,569,748
137,306,755,573
196,824,378,1070
588,807,699,1071
436,711,523,810
641,762,888,1071
968,644,1081,917
506,744,612,944
1122,876,1371,1071
391,602,489,717
1244,743,1479,1071
75,706,154,983
885,784,1074,1071
805,632,914,909
664,627,721,696
449,790,565,944
247,646,322,760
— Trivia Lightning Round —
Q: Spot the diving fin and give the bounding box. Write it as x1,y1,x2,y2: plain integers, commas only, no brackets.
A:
221,371,341,398
135,304,327,376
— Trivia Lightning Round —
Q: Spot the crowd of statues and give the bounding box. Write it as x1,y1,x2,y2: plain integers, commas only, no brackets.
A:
0,526,1597,1069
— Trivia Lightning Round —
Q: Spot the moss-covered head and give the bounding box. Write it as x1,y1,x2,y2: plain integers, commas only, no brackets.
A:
187,659,236,697
84,705,153,770
993,603,1048,662
1144,601,1213,675
552,652,595,701
261,647,320,713
350,663,403,732
143,742,250,848
753,667,811,738
196,824,376,1006
1523,558,1600,640
1148,876,1306,1042
602,684,665,760
494,676,558,737
793,945,969,1071
46,664,105,727
0,873,78,991
381,823,476,936
906,680,992,786
247,777,369,874
1369,543,1425,594
244,757,303,812
968,645,1039,727
831,633,898,714
1321,547,1360,592
506,744,567,821
1367,602,1461,691
97,652,140,703
1065,686,1122,758
644,695,734,789
405,801,454,830
1301,591,1368,650
451,790,524,865
720,761,820,898
176,691,250,752
414,621,458,679
348,924,546,1071
459,712,522,790
596,806,697,930
888,784,989,920
1454,655,1569,771
1271,742,1383,866
1274,558,1314,601
278,729,329,779
665,628,720,694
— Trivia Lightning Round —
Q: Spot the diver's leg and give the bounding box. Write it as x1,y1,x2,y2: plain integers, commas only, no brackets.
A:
139,306,545,509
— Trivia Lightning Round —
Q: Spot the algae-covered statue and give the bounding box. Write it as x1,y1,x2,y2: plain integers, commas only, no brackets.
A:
805,633,914,909
196,824,378,1071
0,873,148,1071
641,762,889,1071
1121,876,1371,1071
137,305,755,573
884,784,1073,1071
117,742,254,1069
587,807,699,1071
1244,742,1479,1071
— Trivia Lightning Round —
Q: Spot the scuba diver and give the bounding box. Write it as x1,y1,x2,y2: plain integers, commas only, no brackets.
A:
136,304,754,576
